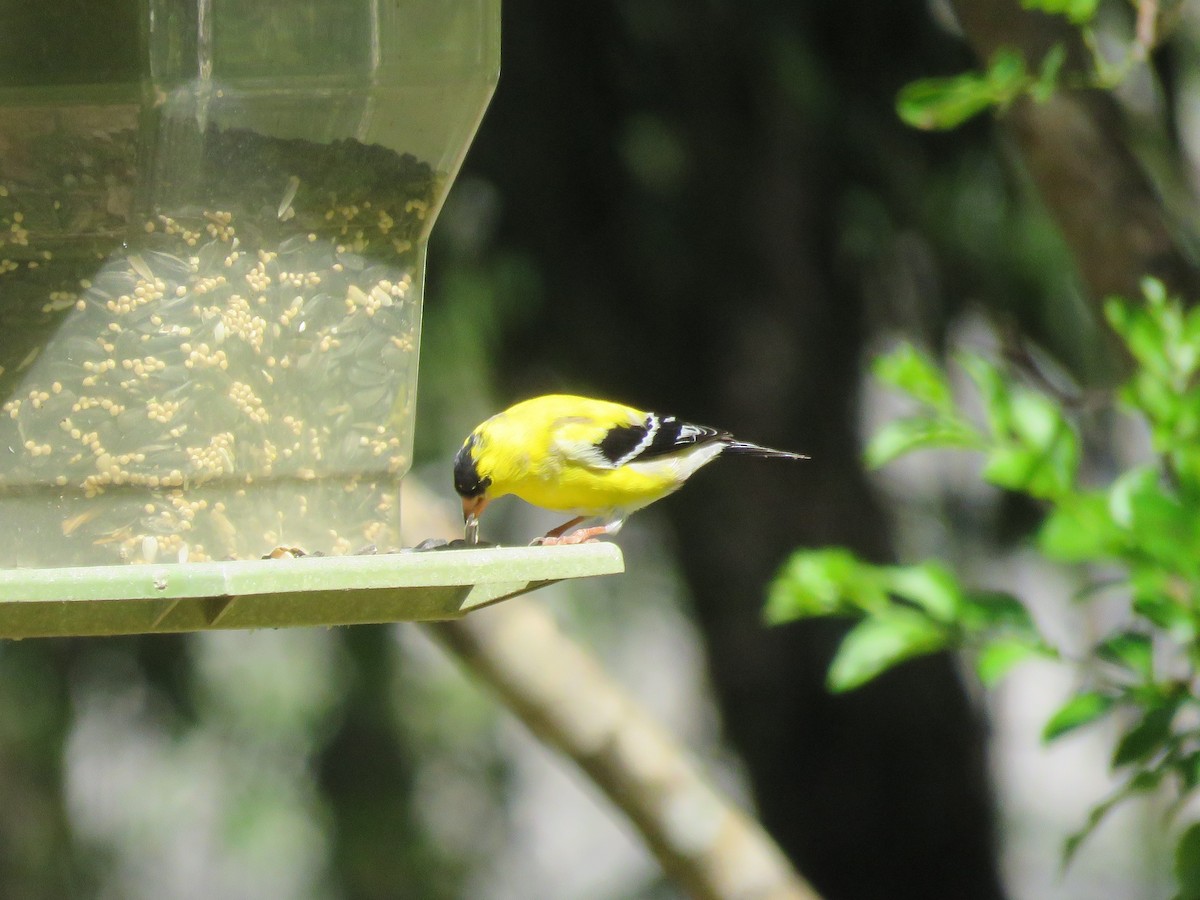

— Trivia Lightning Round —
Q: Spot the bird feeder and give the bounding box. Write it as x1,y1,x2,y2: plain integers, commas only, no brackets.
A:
0,0,623,631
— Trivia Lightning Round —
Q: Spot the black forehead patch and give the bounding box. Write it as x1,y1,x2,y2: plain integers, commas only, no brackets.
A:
453,435,491,497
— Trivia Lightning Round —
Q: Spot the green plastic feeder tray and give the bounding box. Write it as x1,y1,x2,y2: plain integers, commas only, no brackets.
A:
0,544,625,638
0,1,600,633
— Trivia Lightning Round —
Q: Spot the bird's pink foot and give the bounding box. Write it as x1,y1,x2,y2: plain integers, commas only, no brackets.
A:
532,526,608,546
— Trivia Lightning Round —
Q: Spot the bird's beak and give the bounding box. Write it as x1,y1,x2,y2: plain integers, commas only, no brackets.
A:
461,495,489,523
462,496,489,546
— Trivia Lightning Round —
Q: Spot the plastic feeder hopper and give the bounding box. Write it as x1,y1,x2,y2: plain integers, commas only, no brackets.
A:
0,0,623,636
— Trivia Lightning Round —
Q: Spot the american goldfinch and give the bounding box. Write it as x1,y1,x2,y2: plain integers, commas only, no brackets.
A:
454,394,808,545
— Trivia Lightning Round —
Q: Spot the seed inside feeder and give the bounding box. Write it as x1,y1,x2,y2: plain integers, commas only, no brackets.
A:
0,127,434,566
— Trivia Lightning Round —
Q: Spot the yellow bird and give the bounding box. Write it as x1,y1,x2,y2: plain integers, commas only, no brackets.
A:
454,394,808,544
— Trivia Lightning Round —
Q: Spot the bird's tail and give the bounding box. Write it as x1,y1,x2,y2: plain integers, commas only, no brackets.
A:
724,440,809,460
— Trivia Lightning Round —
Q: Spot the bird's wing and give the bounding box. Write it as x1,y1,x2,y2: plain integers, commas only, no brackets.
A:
551,411,728,471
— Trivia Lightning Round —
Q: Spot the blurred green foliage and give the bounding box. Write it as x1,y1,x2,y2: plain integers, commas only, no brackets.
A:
898,47,1063,130
896,0,1164,132
768,280,1200,895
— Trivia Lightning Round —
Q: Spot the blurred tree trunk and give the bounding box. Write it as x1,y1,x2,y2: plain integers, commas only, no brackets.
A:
948,0,1200,304
316,625,466,900
465,3,1006,898
0,642,80,900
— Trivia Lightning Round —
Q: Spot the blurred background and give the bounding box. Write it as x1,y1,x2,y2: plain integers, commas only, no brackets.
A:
3,1,1200,898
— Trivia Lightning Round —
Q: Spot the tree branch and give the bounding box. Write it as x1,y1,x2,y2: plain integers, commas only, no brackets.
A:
402,482,819,900
426,606,820,900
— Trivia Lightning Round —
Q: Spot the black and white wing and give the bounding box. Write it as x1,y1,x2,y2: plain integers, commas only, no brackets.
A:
596,414,730,467
551,407,806,473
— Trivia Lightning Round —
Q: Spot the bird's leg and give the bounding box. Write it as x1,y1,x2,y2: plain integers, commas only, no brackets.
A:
538,526,608,546
534,517,623,546
531,516,587,546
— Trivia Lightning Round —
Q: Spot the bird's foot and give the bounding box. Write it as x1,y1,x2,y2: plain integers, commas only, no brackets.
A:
262,545,308,559
531,526,608,546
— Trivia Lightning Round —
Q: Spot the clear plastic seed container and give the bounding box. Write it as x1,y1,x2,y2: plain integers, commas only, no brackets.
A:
0,0,499,566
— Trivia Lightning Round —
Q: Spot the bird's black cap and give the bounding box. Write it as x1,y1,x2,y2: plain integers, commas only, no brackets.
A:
453,435,491,498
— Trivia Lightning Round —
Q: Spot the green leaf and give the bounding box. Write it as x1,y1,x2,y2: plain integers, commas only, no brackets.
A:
871,344,954,411
1143,276,1169,308
897,73,998,131
1038,492,1118,562
1030,44,1067,103
960,590,1037,632
896,49,1029,131
1123,374,1180,437
1010,390,1068,450
1184,301,1200,352
1068,0,1100,22
1106,297,1168,376
1113,702,1177,768
1095,632,1154,681
884,561,964,622
1063,819,1098,870
980,444,1031,488
1064,770,1162,867
864,416,981,469
1172,444,1200,498
1021,0,1099,24
827,609,948,692
983,444,1070,499
1109,469,1200,579
985,48,1031,97
1003,389,1079,497
765,548,888,623
1175,822,1200,900
976,638,1041,687
1131,582,1196,644
1102,296,1131,335
959,353,1013,438
1043,690,1115,743
1181,752,1200,793
1109,466,1158,529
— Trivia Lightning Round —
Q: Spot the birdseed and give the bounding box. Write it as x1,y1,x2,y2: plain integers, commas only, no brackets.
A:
0,120,439,566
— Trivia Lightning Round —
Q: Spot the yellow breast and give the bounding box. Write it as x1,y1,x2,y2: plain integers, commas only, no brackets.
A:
508,462,681,515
